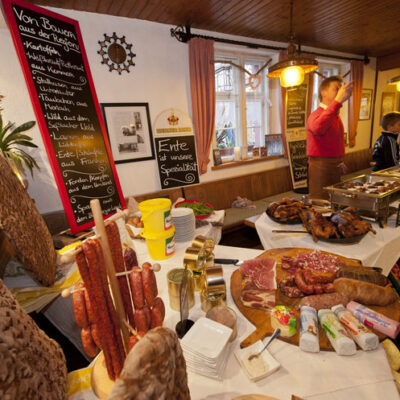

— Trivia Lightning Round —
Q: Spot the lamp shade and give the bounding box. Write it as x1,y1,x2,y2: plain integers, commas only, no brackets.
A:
267,57,318,88
280,65,304,88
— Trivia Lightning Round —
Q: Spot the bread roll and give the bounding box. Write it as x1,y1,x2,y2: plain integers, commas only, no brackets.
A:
333,278,398,306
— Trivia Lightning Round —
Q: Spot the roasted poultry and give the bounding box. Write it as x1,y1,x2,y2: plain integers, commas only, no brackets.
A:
330,209,376,238
266,198,308,222
299,209,340,242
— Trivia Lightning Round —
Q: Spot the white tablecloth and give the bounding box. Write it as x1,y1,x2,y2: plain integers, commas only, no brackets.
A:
254,213,400,276
105,242,398,400
33,238,398,400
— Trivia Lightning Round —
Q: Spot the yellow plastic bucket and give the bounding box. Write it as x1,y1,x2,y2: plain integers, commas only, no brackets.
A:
140,226,175,260
138,198,172,234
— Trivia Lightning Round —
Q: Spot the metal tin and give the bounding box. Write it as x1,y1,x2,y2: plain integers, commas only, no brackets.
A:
204,252,215,269
203,266,225,295
191,235,215,257
200,291,226,313
167,268,195,312
192,270,204,291
183,246,207,272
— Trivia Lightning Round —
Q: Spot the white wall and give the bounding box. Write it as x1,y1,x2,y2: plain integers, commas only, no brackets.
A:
0,7,377,214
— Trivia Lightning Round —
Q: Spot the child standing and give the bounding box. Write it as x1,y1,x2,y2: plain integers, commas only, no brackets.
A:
372,112,400,172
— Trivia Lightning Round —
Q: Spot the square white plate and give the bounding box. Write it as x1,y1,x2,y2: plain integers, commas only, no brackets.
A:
234,340,280,382
181,317,233,360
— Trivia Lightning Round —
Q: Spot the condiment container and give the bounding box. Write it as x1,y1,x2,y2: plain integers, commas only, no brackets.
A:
234,339,280,382
346,301,400,339
332,304,378,351
167,268,195,311
206,306,237,342
318,309,356,356
200,290,226,313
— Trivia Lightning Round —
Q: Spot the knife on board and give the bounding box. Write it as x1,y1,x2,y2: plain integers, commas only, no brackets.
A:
214,258,244,266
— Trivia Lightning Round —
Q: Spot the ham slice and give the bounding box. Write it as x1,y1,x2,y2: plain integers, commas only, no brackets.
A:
240,257,277,310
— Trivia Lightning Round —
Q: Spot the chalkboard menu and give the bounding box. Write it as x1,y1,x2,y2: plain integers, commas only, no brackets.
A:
288,139,308,185
286,83,307,129
3,0,125,233
155,136,200,189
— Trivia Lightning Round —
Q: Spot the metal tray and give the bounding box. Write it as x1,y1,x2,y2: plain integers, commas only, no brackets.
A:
372,165,400,178
316,232,367,244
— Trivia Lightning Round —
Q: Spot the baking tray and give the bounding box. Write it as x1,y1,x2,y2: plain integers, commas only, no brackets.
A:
372,165,400,178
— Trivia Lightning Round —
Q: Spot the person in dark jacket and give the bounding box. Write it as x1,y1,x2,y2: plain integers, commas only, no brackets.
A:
372,112,400,172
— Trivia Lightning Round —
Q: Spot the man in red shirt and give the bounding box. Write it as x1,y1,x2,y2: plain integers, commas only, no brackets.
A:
306,76,353,199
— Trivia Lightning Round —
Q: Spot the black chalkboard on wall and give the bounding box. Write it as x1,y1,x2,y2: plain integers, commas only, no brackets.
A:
155,136,200,189
2,0,125,233
286,83,308,129
288,139,308,185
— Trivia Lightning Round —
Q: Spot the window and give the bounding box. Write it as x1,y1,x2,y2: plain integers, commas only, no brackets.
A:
311,61,351,132
214,52,271,154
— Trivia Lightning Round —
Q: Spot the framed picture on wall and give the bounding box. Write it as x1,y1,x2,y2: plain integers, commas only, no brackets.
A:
359,89,373,120
380,92,396,121
101,103,155,164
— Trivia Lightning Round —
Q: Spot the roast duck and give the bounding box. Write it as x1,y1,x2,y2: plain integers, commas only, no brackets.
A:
299,207,376,242
266,198,310,222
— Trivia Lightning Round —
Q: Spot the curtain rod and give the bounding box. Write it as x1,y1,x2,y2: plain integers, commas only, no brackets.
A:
170,26,369,64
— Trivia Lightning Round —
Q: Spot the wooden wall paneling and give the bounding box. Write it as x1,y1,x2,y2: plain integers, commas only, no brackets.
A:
251,167,292,200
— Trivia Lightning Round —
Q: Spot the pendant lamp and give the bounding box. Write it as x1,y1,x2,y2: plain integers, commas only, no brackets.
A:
267,0,318,88
388,75,400,91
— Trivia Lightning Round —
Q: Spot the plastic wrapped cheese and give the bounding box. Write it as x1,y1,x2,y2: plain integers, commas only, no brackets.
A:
300,306,320,353
318,309,356,356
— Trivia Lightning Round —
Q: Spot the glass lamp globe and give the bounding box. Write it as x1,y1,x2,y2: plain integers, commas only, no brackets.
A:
280,65,305,88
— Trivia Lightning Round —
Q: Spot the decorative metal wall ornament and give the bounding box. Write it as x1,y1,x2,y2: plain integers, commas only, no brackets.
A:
98,32,136,74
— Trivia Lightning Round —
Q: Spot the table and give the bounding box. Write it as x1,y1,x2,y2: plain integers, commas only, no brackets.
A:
6,225,398,399
254,213,400,276
65,240,398,400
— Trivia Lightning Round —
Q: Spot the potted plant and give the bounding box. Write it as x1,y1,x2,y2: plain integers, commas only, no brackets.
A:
0,95,39,178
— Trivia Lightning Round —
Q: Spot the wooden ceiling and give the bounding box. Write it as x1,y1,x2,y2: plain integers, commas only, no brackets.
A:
27,0,400,58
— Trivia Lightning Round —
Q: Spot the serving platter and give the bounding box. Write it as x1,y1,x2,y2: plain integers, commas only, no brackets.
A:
265,209,301,225
174,200,214,219
231,248,400,351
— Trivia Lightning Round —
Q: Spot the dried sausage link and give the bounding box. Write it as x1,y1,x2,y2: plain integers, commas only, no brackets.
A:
106,222,135,327
129,267,146,310
76,249,115,380
72,282,89,328
124,247,138,270
81,327,99,358
91,239,125,376
142,263,158,306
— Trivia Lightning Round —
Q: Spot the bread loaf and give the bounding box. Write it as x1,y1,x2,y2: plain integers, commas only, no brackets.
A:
333,278,398,306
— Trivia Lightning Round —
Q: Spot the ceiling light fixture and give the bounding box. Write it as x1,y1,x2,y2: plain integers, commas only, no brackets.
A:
388,75,400,91
267,0,318,89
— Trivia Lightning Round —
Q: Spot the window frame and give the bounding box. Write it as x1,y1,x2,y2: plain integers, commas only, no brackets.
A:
214,47,276,152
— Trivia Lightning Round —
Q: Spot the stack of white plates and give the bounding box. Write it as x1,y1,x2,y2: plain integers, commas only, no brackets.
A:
180,317,232,380
171,207,196,242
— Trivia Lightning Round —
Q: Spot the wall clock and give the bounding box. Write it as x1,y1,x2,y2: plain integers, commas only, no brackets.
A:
98,32,136,74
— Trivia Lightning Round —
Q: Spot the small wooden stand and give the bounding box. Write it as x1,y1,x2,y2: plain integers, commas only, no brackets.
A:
91,352,114,400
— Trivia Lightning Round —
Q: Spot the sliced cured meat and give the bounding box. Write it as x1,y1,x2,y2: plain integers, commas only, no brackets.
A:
239,257,276,290
292,251,343,274
240,289,275,309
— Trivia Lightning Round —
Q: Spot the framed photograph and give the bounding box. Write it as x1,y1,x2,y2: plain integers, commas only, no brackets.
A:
381,92,396,121
213,149,222,165
359,89,373,120
101,103,155,164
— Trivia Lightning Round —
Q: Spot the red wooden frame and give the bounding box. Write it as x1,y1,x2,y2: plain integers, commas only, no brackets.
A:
2,0,126,233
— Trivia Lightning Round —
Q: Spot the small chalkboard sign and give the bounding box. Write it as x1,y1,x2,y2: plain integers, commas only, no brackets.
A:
288,139,308,188
286,84,307,129
2,0,125,233
155,136,200,189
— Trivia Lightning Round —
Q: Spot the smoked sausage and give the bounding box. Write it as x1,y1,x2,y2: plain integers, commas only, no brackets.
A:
124,247,138,270
90,324,102,349
134,308,150,333
142,262,158,306
129,267,146,310
84,288,94,324
151,306,163,328
81,327,99,358
152,297,165,320
72,282,89,328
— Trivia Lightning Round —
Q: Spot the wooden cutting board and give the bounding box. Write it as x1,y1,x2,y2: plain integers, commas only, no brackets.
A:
232,395,280,400
231,247,400,350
